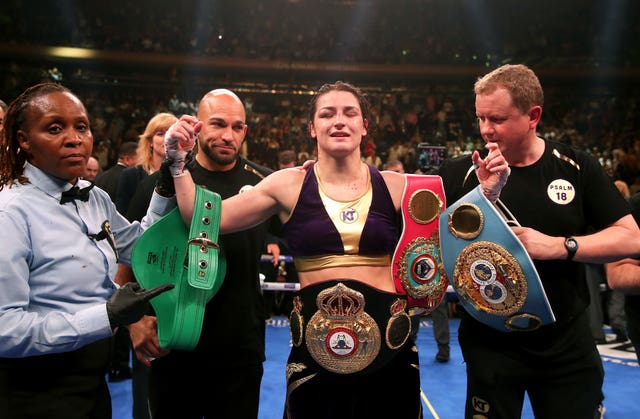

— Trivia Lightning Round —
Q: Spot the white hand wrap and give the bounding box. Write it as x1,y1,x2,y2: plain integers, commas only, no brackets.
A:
164,135,189,177
478,167,510,203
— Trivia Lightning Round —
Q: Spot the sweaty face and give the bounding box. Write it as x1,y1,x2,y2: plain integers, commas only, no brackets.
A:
475,87,533,158
18,91,93,183
309,90,367,158
197,93,247,169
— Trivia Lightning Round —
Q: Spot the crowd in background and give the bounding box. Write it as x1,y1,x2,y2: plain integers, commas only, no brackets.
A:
40,84,640,197
1,78,639,194
1,0,639,188
1,4,639,417
2,0,639,67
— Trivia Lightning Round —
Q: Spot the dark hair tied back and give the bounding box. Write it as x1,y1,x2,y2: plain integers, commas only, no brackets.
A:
307,81,370,125
0,83,73,189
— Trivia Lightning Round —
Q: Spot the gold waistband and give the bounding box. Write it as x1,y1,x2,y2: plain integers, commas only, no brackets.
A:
293,254,392,272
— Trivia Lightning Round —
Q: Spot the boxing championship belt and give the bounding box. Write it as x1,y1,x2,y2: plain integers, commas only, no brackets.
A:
131,186,226,349
391,174,448,315
439,185,555,332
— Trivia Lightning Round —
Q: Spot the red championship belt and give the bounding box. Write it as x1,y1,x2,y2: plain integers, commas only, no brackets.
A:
391,174,448,315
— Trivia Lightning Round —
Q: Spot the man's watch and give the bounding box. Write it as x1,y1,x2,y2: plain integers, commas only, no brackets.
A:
564,237,578,260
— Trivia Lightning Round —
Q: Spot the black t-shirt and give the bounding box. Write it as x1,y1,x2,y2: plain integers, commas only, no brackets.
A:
629,192,640,233
439,140,631,329
116,165,148,215
127,157,274,367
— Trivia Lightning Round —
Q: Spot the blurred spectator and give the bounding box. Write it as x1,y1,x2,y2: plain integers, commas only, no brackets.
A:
363,139,383,169
115,113,176,215
602,179,632,343
278,150,296,169
383,159,404,173
0,99,7,137
605,191,640,363
615,179,631,200
84,156,101,181
94,141,139,202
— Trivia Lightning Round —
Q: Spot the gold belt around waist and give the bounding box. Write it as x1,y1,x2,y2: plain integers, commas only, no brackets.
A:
289,279,412,375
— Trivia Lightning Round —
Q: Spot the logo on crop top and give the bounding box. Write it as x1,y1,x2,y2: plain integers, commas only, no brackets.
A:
339,208,358,224
547,179,575,205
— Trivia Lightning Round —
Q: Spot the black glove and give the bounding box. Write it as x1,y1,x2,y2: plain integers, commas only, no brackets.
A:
106,282,174,329
155,158,176,197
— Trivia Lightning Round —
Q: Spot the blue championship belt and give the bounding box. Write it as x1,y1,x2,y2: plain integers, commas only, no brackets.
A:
439,186,555,332
391,174,448,315
131,186,226,349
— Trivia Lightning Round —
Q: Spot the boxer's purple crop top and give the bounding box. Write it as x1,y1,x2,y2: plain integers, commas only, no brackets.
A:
282,163,399,272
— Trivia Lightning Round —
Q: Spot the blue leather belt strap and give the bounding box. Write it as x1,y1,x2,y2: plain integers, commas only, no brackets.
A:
439,185,555,332
131,186,226,349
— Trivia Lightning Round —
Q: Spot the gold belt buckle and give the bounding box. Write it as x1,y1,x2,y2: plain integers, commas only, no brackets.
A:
305,283,381,375
453,241,528,315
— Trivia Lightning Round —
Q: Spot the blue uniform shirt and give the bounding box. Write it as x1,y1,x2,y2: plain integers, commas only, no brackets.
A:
0,163,174,357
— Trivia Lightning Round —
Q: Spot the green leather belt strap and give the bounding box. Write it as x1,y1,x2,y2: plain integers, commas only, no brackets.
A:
131,186,226,350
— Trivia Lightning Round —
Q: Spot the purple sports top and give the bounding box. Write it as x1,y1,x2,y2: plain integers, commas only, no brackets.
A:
282,163,399,270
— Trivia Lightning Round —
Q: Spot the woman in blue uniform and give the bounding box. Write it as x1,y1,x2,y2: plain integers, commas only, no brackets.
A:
0,83,173,418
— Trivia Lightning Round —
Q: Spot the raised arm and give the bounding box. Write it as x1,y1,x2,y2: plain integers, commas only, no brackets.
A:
473,142,510,202
174,169,284,233
161,114,201,225
165,115,293,233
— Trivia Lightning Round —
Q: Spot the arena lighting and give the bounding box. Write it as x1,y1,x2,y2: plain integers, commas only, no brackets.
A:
44,46,98,60
328,0,373,63
459,1,500,67
593,0,626,68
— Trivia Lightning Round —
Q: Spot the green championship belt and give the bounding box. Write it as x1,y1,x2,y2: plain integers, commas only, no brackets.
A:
131,186,226,350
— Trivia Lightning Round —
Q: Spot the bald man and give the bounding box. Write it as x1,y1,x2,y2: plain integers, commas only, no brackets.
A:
84,156,101,181
128,89,280,419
